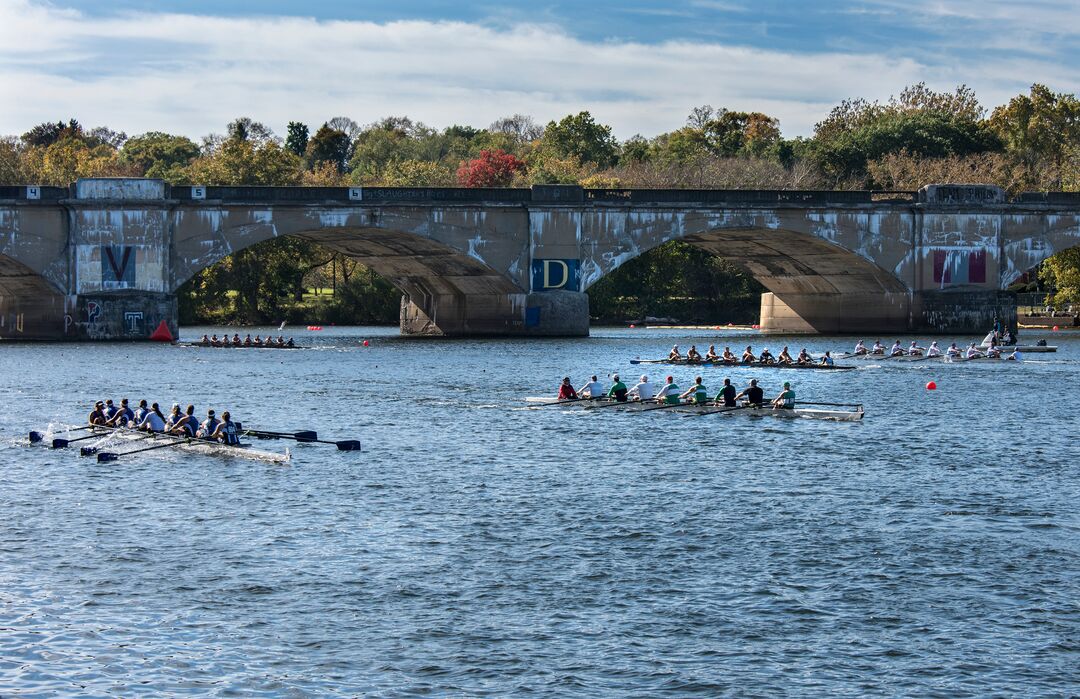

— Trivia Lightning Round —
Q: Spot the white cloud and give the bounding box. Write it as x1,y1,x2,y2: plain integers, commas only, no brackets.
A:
0,0,1074,141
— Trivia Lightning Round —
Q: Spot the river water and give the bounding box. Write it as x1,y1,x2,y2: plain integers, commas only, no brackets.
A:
1,326,1078,696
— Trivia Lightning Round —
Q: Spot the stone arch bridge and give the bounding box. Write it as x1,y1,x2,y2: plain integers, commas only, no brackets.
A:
1,178,1078,340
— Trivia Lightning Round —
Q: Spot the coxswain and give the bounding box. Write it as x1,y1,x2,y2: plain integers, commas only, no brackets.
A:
1006,348,1023,361
243,334,253,346
889,341,905,357
88,401,107,425
668,345,682,361
777,346,794,364
679,376,709,405
628,374,657,401
820,351,834,366
771,381,795,409
713,378,737,407
908,341,925,356
741,345,757,363
871,340,885,355
137,403,166,433
758,347,775,364
704,345,720,361
654,376,681,404
734,379,764,407
576,375,605,399
557,377,579,400
196,409,221,439
965,343,984,359
105,398,134,427
198,334,211,346
945,343,962,358
687,345,703,362
607,375,629,402
796,348,812,365
210,411,241,445
926,341,943,358
722,346,737,363
853,340,868,355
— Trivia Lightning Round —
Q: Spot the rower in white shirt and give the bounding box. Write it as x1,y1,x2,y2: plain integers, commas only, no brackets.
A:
965,343,984,359
576,375,605,398
627,375,658,401
871,340,886,355
889,341,905,357
945,342,962,358
908,340,926,356
853,340,868,355
926,341,943,357
1006,348,1023,361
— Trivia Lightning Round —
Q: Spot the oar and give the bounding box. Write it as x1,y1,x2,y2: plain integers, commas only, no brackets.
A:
528,396,606,408
80,431,157,456
97,439,191,463
52,430,111,449
584,398,645,410
30,425,93,443
637,401,699,412
696,403,757,416
794,401,863,408
244,429,360,451
244,428,319,441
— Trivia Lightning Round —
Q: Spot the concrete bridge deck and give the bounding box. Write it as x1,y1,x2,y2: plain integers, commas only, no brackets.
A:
1,179,1078,340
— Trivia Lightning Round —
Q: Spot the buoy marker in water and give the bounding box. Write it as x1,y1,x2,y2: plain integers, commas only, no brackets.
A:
362,339,369,347
926,381,937,391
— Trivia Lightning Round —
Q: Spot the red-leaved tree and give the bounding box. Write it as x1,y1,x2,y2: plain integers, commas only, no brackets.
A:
456,149,526,187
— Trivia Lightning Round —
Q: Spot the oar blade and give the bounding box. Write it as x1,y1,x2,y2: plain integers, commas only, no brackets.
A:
335,440,362,451
51,438,69,449
80,446,99,456
294,431,318,442
29,431,43,443
97,452,118,463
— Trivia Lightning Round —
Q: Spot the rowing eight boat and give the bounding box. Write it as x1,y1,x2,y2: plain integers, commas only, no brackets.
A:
83,425,290,463
630,359,855,370
524,398,864,420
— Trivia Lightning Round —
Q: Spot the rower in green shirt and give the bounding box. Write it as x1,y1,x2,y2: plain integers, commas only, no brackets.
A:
679,376,708,404
771,381,795,409
607,374,628,402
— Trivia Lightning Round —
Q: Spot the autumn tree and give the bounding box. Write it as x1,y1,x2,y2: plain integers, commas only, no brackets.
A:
456,149,526,187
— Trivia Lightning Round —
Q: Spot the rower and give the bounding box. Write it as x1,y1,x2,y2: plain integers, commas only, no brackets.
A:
265,335,275,345
777,346,794,364
722,346,737,362
608,375,629,402
137,403,167,433
946,343,962,358
105,398,134,427
741,346,756,363
926,341,943,358
576,375,605,398
771,381,795,409
253,335,263,346
985,343,1002,359
557,377,579,400
210,411,241,445
164,404,183,432
796,348,812,365
232,333,242,346
908,341,925,356
853,340,868,355
713,378,736,407
132,399,149,425
679,376,709,405
687,345,703,362
276,335,286,347
889,341,905,357
196,409,221,439
668,345,682,361
169,404,198,437
210,334,222,347
965,343,984,359
871,340,885,355
1006,347,1023,361
654,376,681,404
628,374,657,401
820,351,834,366
243,334,253,346
198,334,211,346
704,345,720,361
758,348,775,364
734,379,764,407
286,338,295,347
102,399,119,422
88,401,107,425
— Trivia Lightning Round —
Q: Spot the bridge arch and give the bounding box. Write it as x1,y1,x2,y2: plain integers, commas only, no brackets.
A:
575,208,912,332
0,255,69,339
171,206,532,335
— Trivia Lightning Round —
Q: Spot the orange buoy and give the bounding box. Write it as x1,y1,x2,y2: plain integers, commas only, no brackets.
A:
926,381,937,391
629,324,635,328
1052,325,1059,331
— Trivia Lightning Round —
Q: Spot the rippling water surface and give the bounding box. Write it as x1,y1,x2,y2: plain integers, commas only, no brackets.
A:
1,327,1078,696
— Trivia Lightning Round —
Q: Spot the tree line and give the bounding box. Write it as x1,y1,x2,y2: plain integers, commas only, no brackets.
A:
2,82,1078,323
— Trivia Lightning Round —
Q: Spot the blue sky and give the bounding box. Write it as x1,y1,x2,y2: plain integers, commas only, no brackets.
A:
0,0,1077,140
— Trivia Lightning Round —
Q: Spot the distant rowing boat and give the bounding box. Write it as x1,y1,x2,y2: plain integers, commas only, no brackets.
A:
180,342,299,349
85,426,290,463
630,358,855,370
525,397,863,420
838,352,1026,363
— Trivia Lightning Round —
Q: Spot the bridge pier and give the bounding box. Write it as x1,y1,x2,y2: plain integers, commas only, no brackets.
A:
400,290,589,337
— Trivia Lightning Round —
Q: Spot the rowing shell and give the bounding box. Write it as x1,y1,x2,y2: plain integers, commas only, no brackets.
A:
524,398,863,421
838,353,1024,363
87,426,290,463
630,359,854,370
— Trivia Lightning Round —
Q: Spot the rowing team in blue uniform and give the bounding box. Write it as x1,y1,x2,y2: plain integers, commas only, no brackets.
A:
558,375,795,409
87,398,240,444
